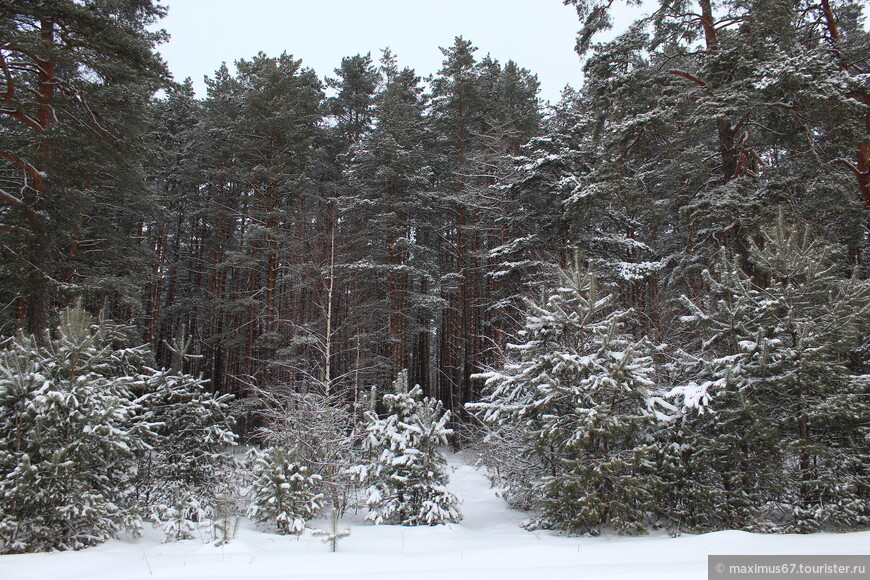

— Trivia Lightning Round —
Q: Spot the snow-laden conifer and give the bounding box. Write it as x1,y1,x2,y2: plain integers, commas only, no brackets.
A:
471,261,657,535
248,447,325,535
135,368,238,542
151,491,205,543
0,307,149,553
251,385,359,529
359,371,461,526
665,213,870,532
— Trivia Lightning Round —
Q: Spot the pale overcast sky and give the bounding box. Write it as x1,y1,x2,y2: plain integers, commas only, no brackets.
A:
154,0,645,104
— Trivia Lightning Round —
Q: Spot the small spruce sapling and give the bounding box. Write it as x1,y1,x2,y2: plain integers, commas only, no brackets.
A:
151,490,205,543
211,488,241,546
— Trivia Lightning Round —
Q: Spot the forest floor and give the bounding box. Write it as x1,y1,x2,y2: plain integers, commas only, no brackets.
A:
1,453,868,579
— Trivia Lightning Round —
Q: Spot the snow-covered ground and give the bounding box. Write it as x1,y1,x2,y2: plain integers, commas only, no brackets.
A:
2,454,868,580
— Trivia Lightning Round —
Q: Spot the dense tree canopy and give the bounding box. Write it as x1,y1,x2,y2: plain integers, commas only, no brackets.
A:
0,0,168,336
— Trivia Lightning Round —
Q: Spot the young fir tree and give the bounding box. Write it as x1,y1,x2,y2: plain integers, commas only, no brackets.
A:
359,370,461,526
312,508,351,552
0,307,150,553
248,446,325,535
472,261,657,535
666,213,870,532
152,491,205,544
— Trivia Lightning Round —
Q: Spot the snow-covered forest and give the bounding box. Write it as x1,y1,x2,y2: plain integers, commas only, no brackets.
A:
1,0,869,570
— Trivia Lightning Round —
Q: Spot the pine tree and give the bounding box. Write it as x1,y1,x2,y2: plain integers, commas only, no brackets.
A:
135,368,238,540
472,261,657,535
251,385,360,524
325,53,379,146
0,0,168,335
667,212,870,531
359,371,461,526
180,53,325,395
139,79,207,365
248,447,325,535
466,57,544,375
0,307,150,552
507,88,590,282
558,0,870,341
659,258,782,531
341,49,435,386
211,488,242,546
233,53,324,372
192,62,248,396
429,36,485,408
